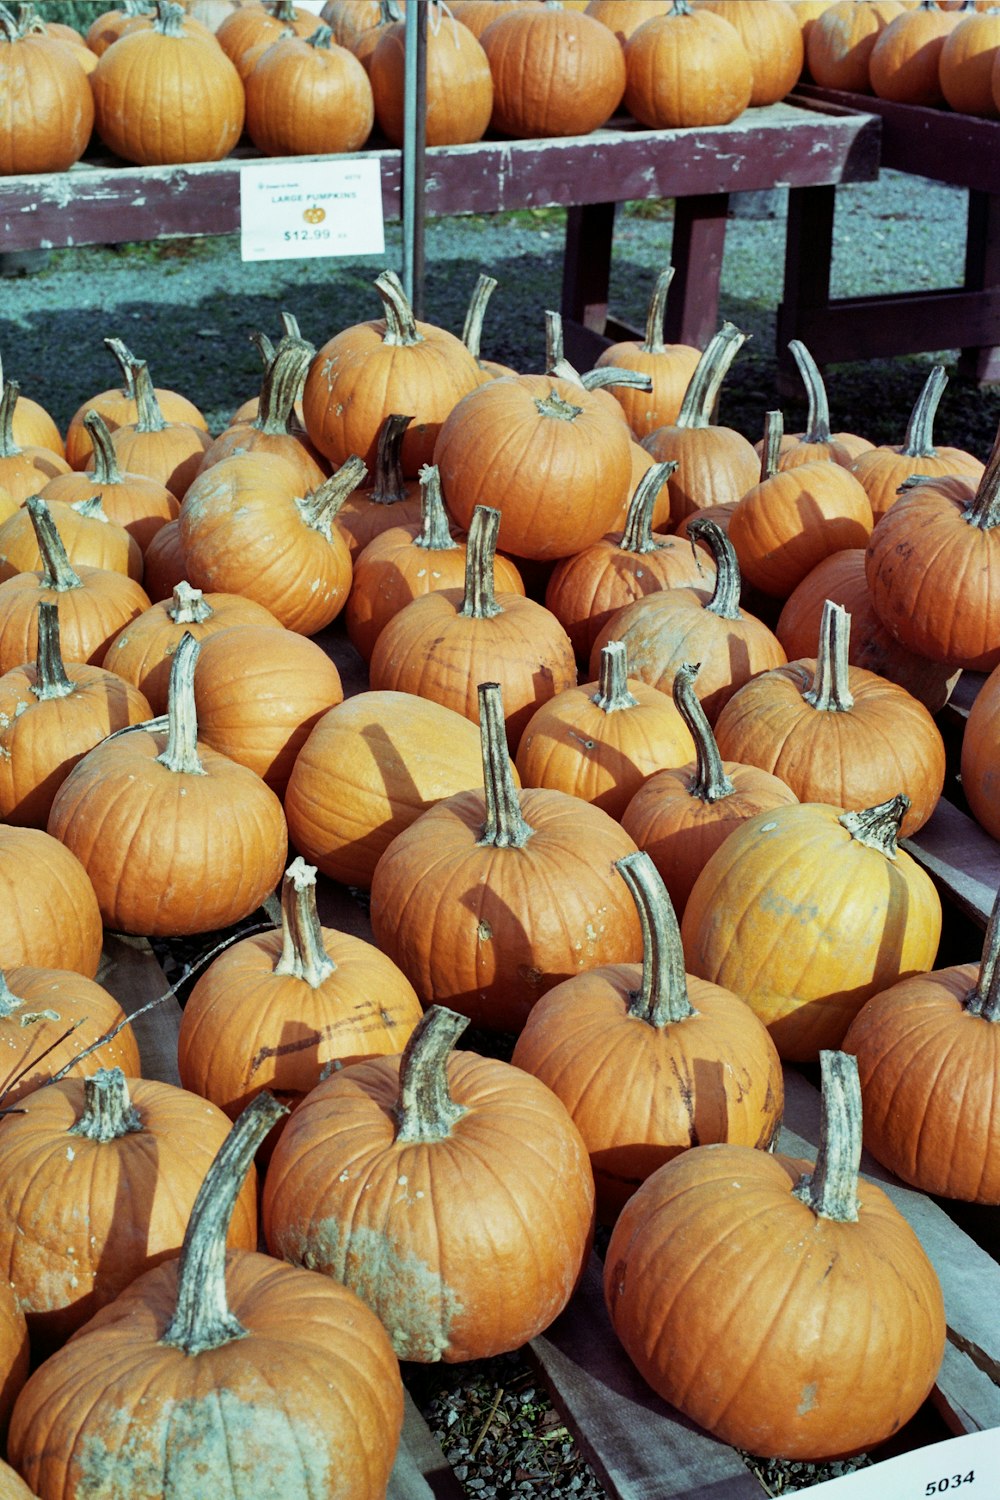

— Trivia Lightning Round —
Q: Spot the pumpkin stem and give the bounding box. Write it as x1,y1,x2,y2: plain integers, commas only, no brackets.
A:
760,409,783,482
966,883,1000,1022
161,1091,287,1356
306,21,333,47
686,516,742,621
461,273,499,362
69,1068,143,1144
0,6,18,41
675,322,748,430
792,1050,861,1223
415,464,458,552
668,0,694,13
0,377,22,458
673,661,734,802
370,413,413,506
0,971,25,1018
71,496,111,523
103,337,138,397
83,409,125,484
167,581,214,625
375,269,423,348
544,310,572,379
477,682,534,848
296,454,368,539
250,328,275,371
25,497,83,592
393,1006,469,1143
31,600,75,703
253,339,313,437
839,794,909,858
900,365,946,458
459,505,503,620
619,461,676,554
803,599,855,713
582,367,652,395
964,417,1000,533
535,388,585,423
130,359,167,434
640,267,675,356
152,0,187,36
273,858,336,988
788,341,834,445
617,851,696,1027
593,641,639,714
155,631,206,777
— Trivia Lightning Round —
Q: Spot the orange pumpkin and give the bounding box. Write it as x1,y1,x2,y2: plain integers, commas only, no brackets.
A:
481,1,626,136
592,269,702,439
623,0,753,127
0,826,103,978
0,2,94,172
0,966,140,1109
370,5,493,145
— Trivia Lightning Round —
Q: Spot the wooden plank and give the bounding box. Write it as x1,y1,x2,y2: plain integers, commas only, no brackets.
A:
387,1392,464,1500
665,195,730,350
901,799,1000,930
778,285,1000,366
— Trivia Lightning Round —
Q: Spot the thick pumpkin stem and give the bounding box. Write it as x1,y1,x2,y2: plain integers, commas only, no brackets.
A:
965,417,1000,532
535,388,584,423
461,274,499,362
155,631,205,777
477,682,533,848
69,1068,143,1143
84,410,125,484
152,0,187,37
130,360,167,434
582,368,652,395
31,600,75,702
619,461,677,553
306,21,333,47
792,1050,861,1223
675,321,747,430
274,858,336,988
0,972,26,1019
760,409,783,482
297,454,368,539
167,581,214,625
617,851,696,1027
966,883,1000,1022
900,364,946,458
394,1006,469,1143
788,341,834,445
593,641,639,714
370,413,413,506
26,497,83,592
686,516,742,621
803,600,854,713
103,337,138,397
375,269,423,348
71,496,112,524
641,267,675,355
668,0,695,14
544,310,570,378
840,794,909,858
415,465,457,552
459,505,503,620
673,662,734,802
253,339,313,436
0,6,18,41
250,329,275,371
0,377,21,457
161,1091,287,1356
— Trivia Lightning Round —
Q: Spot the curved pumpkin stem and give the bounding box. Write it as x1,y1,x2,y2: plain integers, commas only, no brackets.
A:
103,336,139,397
685,516,742,622
619,461,676,554
966,883,1000,1023
161,1091,287,1355
84,409,125,484
72,495,113,524
593,641,639,714
394,1005,469,1143
965,418,1000,533
535,388,584,423
759,409,783,482
0,377,22,458
25,497,83,592
414,464,457,552
675,321,748,431
156,631,206,777
69,1068,143,1144
253,339,313,437
788,341,834,445
840,794,908,858
375,269,423,348
297,454,368,538
803,599,855,713
900,364,946,458
130,359,167,434
459,505,503,620
370,413,413,506
306,21,333,48
617,851,696,1028
152,0,188,37
167,581,214,625
273,858,336,988
792,1050,861,1223
31,600,75,703
477,682,533,848
640,267,675,356
461,273,499,362
673,661,734,802
582,367,652,395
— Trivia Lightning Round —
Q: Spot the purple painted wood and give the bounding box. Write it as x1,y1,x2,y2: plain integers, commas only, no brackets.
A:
665,195,730,349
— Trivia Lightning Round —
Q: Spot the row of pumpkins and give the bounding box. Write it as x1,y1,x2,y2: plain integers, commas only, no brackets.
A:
6,0,1000,179
0,264,995,1492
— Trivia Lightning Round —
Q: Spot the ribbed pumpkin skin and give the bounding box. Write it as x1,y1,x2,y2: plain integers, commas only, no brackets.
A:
0,499,143,584
217,1,317,80
0,1077,258,1347
0,566,151,676
728,460,874,599
0,27,95,174
623,7,753,128
91,26,245,165
10,396,63,460
851,445,983,523
263,1049,596,1361
843,966,1000,1202
680,802,942,1061
0,447,70,507
44,466,180,554
65,391,207,474
0,968,140,1107
245,32,375,155
869,2,957,105
641,424,760,529
370,15,492,146
603,1141,945,1459
7,1249,404,1500
0,1288,27,1455
481,5,626,137
961,662,1000,839
939,9,1000,117
699,0,803,106
283,691,510,889
46,731,288,938
806,0,904,91
369,788,642,1032
0,828,103,978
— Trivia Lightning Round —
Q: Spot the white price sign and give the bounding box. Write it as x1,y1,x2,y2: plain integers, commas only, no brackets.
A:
295,1,326,13
239,158,385,262
801,1427,995,1497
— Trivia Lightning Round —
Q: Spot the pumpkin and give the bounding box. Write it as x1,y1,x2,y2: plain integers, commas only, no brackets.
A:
7,1093,405,1500
960,658,1000,840
480,1,626,137
263,1005,596,1361
449,0,531,39
322,0,405,68
511,850,783,1223
0,600,151,828
0,352,63,460
806,0,905,91
868,0,958,104
46,409,180,552
592,269,702,440
244,23,375,155
0,966,139,1108
47,632,288,937
137,515,187,600
0,1460,32,1499
368,505,577,749
64,338,208,473
585,0,671,44
0,1275,26,1452
0,494,143,585
620,660,798,915
698,0,804,105
0,2,95,173
0,827,103,978
604,1050,945,1458
939,3,1000,117
91,0,246,165
101,356,213,500
332,412,423,563
623,0,753,127
368,681,642,1031
86,0,149,56
216,0,318,78
765,340,872,467
370,4,493,145
0,380,69,505
680,794,942,1060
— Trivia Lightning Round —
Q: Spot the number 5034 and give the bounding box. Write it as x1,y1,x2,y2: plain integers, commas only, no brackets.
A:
927,1475,975,1495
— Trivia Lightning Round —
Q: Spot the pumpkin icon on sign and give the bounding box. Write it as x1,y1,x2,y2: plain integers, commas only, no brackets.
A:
303,206,326,225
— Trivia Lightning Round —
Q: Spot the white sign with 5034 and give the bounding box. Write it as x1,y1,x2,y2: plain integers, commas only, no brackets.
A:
239,158,385,262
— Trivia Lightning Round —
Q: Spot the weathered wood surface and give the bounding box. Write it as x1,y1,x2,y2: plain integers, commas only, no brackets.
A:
902,799,1000,931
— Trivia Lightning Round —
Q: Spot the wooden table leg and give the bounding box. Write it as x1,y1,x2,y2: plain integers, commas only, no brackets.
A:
776,183,836,397
958,189,1000,386
664,193,730,348
561,201,616,335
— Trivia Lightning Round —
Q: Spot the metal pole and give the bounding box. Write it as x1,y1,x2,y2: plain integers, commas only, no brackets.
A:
401,2,428,316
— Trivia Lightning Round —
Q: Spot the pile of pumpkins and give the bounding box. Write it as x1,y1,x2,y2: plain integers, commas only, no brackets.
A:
0,260,997,1494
